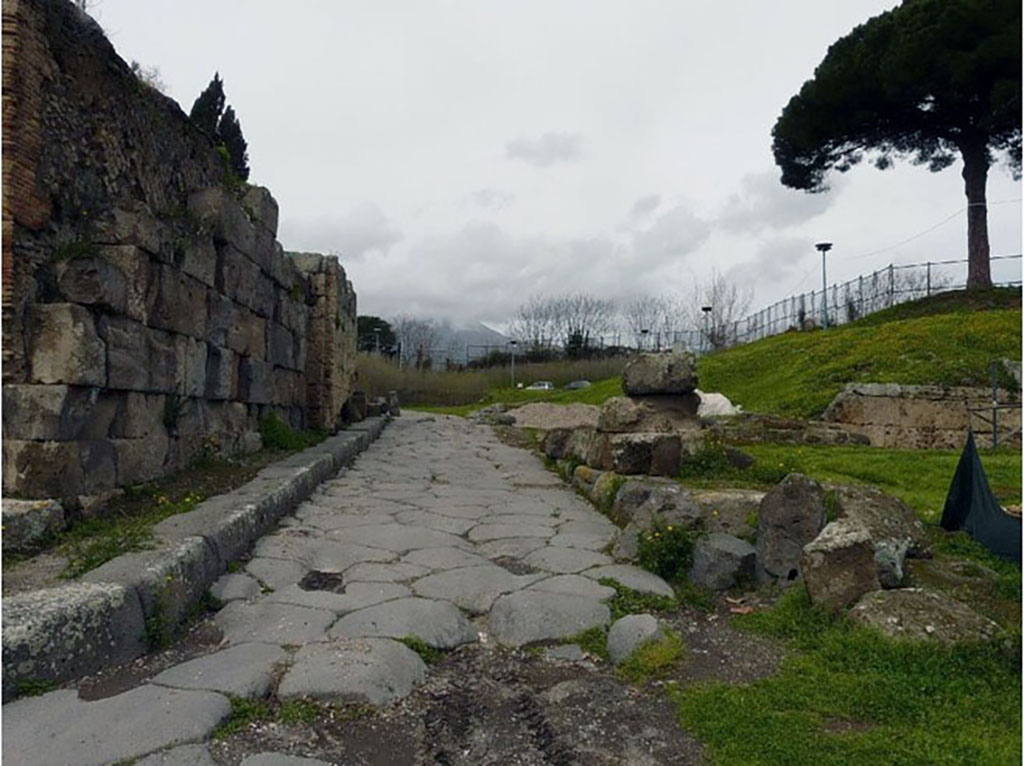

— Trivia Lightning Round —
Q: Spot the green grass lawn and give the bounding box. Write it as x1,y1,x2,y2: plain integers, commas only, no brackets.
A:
699,298,1020,419
407,377,622,417
672,588,1022,766
742,444,1021,523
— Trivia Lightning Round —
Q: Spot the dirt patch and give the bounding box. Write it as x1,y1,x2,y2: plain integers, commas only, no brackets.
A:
510,403,600,431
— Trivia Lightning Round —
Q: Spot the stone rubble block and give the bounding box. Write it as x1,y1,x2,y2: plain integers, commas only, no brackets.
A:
329,597,478,648
1,582,147,702
1,439,86,498
689,533,756,591
801,519,880,613
621,351,697,396
849,588,1001,643
1,498,65,553
607,613,664,665
149,642,286,698
756,473,826,584
278,638,427,707
489,590,610,646
833,485,931,558
1,685,229,766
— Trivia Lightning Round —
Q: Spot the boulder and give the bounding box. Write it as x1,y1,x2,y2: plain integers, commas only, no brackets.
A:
755,473,826,584
833,485,931,558
690,489,765,539
689,533,756,591
622,351,697,396
1,499,65,553
611,478,703,530
543,428,573,460
801,519,880,613
848,588,1001,643
609,433,682,476
874,539,909,588
607,614,663,665
597,397,673,433
572,465,603,495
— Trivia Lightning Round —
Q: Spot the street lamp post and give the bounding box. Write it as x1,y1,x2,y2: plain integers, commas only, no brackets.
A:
509,340,518,388
639,328,649,353
701,306,712,353
816,242,833,328
374,327,381,354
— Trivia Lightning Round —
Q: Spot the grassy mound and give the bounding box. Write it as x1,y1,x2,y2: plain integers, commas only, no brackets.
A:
700,290,1021,418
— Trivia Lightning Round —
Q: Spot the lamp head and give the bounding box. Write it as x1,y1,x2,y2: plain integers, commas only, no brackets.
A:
815,242,833,253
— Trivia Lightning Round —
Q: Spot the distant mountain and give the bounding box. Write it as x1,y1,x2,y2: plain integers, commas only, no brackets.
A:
430,320,510,365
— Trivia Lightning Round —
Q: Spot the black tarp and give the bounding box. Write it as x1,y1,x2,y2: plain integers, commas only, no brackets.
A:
940,430,1021,563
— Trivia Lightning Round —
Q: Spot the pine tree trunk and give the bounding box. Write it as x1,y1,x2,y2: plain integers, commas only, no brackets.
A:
960,142,992,289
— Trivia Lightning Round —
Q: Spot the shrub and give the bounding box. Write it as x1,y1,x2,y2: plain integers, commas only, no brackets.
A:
636,521,700,582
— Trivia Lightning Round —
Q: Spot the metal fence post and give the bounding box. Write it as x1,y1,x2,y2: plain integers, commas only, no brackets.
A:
888,264,895,307
926,262,931,297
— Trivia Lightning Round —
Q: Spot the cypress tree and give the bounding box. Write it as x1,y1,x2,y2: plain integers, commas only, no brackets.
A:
218,106,250,181
188,73,224,139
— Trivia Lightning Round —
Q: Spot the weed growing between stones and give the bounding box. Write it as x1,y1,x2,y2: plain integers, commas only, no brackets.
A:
566,626,611,661
213,697,273,739
618,630,686,685
672,586,1023,764
213,696,375,740
399,636,443,665
599,579,678,621
51,238,99,262
258,412,326,451
680,433,797,487
636,522,699,583
12,678,56,698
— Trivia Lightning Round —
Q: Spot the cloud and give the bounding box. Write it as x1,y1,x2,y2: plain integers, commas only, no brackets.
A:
505,132,585,167
725,235,813,289
279,202,402,260
470,188,515,211
719,171,841,234
629,194,662,219
629,203,712,266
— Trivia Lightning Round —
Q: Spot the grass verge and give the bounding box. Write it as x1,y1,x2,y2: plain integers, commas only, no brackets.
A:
619,629,686,684
671,588,1022,765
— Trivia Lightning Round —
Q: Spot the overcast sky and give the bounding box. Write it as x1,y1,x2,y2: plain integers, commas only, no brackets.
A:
94,1,1021,327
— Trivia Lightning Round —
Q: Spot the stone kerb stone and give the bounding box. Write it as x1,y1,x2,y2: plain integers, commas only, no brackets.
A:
1,420,388,699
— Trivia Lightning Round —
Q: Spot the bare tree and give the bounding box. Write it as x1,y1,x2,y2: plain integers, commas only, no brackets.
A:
551,293,616,351
509,295,558,350
684,270,753,350
130,60,167,94
390,315,439,369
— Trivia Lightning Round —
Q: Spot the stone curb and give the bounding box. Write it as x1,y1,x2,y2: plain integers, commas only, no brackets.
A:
1,417,389,702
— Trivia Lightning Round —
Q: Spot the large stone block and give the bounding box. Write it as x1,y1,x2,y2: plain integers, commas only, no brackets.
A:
80,440,117,491
239,358,274,404
756,473,826,584
802,519,879,613
252,275,276,319
223,306,267,360
111,392,166,439
849,588,1000,643
2,385,117,441
598,396,674,433
622,351,697,396
176,235,217,287
689,533,757,590
205,291,234,348
242,185,279,236
609,433,682,476
275,289,308,333
93,203,170,257
114,434,170,487
188,188,256,256
28,304,106,387
150,265,208,339
267,323,295,369
204,344,236,400
218,244,261,312
833,485,931,558
56,256,127,314
98,245,156,323
3,440,85,498
2,499,65,553
181,337,208,398
99,317,179,394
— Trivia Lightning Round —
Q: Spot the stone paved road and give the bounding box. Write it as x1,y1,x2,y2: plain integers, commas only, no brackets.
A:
3,414,685,766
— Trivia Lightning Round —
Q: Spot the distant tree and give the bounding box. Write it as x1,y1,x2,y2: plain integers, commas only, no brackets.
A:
189,73,224,139
390,315,439,369
217,105,250,181
685,270,753,350
772,0,1022,289
130,60,166,94
357,316,397,353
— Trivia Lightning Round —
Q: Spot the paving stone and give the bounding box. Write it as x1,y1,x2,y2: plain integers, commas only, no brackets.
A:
210,572,262,602
311,540,397,572
136,744,218,765
547,531,617,550
215,601,335,645
545,644,586,662
411,565,542,614
558,520,619,536
390,509,472,532
241,754,333,766
245,557,308,590
252,532,320,562
607,614,663,665
468,523,556,542
329,597,478,648
421,503,491,520
484,513,561,527
328,523,470,552
345,561,432,583
401,546,491,571
150,643,286,698
582,565,675,598
294,506,396,532
1,686,229,766
527,574,618,601
475,537,548,560
523,547,614,574
265,582,411,613
489,591,611,647
278,638,426,706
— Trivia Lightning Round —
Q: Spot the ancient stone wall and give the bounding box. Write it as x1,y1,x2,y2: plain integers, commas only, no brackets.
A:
2,0,357,501
822,383,1021,449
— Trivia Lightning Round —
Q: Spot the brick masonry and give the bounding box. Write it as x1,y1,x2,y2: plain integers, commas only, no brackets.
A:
2,0,357,500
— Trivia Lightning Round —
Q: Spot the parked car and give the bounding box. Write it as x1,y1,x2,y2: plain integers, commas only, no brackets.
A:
564,380,591,390
525,380,555,391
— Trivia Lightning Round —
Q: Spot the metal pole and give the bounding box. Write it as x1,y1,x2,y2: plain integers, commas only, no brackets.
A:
821,250,828,329
888,264,895,307
510,343,516,388
992,361,999,448
926,262,931,297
